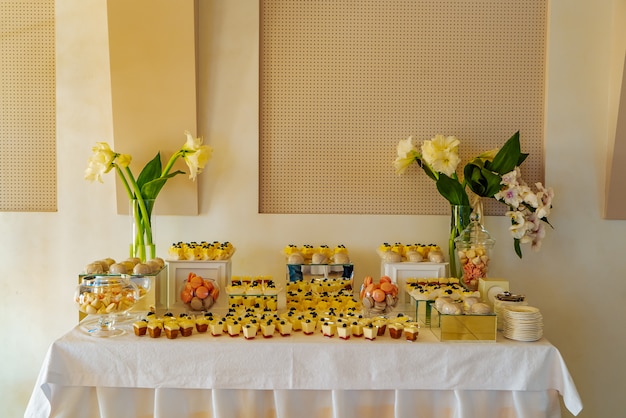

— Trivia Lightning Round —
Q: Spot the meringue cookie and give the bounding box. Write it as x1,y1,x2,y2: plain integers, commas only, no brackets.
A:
133,263,153,275
440,301,462,315
84,262,104,274
470,302,492,315
434,296,453,311
383,251,402,263
287,253,305,264
333,252,350,264
312,252,329,264
406,251,423,262
109,263,128,274
428,250,445,263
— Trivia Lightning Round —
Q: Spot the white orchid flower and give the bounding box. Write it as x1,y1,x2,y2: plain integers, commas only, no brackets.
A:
496,186,523,209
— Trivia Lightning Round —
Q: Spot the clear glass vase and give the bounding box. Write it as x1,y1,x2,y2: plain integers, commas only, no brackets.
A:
130,198,156,262
449,204,472,279
453,199,495,290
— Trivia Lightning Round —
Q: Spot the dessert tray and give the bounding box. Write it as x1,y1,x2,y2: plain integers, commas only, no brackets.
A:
376,242,445,263
225,276,282,296
168,241,236,261
129,309,420,342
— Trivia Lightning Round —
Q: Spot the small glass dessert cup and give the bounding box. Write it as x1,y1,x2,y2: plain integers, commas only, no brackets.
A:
75,275,139,337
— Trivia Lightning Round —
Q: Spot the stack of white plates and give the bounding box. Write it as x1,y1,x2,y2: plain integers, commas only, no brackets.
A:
494,299,528,331
502,305,543,342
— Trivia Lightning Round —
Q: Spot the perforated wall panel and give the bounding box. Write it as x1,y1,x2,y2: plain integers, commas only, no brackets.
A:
260,0,546,215
0,0,56,212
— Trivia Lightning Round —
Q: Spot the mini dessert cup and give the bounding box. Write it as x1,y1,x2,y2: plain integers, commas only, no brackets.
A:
404,322,420,342
243,323,258,339
388,322,404,339
337,323,351,339
363,324,377,340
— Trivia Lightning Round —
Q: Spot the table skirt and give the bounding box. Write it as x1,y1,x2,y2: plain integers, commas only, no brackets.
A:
25,319,581,418
29,386,562,418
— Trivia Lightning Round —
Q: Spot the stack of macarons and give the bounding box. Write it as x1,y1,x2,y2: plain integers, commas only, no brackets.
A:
180,272,220,311
359,275,399,315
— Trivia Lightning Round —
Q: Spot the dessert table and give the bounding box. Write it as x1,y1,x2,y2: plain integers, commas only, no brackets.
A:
25,318,582,418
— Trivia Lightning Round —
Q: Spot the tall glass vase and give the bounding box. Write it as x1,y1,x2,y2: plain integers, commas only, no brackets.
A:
130,198,156,262
449,204,472,279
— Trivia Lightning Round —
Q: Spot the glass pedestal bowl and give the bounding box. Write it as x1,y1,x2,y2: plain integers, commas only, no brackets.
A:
75,275,140,337
118,274,153,322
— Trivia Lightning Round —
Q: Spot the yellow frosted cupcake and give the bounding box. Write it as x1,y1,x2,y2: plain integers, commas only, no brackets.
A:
133,320,147,336
147,321,162,338
164,321,180,339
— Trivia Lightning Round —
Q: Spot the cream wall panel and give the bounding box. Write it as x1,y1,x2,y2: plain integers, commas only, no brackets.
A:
604,0,626,219
0,0,56,211
107,0,198,215
260,0,547,215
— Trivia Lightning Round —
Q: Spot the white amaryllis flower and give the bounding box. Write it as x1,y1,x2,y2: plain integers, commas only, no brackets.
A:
421,134,460,177
394,136,419,174
116,153,132,168
84,161,106,183
182,130,213,180
397,136,416,158
476,148,498,162
84,142,116,182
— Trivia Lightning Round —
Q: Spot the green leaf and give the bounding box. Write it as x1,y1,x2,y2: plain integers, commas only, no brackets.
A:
518,152,529,166
464,164,502,198
143,198,155,219
514,238,523,258
489,131,522,175
480,167,503,197
436,174,469,206
542,217,554,228
136,152,163,192
141,170,185,200
416,159,438,182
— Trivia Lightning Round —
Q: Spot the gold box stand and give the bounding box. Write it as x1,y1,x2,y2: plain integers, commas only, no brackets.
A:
430,304,497,342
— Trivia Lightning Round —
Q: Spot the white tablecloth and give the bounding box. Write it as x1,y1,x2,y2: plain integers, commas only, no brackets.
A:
25,321,582,418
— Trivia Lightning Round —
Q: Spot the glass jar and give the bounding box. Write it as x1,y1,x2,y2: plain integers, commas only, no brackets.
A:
453,206,495,291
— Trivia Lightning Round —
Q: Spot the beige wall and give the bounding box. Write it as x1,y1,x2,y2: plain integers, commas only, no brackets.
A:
1,0,624,416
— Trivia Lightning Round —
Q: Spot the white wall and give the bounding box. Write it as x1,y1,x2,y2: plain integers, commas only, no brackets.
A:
1,0,624,416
